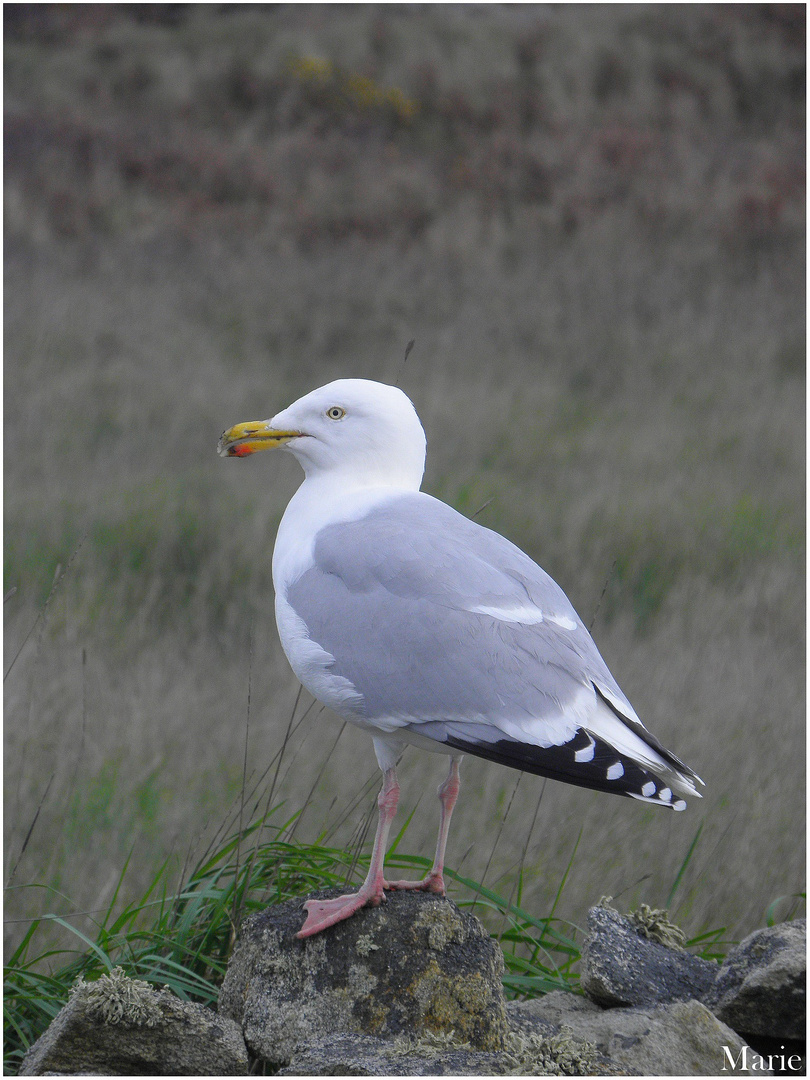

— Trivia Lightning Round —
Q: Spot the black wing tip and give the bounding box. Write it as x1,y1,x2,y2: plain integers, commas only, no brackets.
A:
592,683,702,788
443,730,699,808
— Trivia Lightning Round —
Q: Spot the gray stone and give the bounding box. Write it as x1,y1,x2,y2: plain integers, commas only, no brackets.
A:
511,993,769,1076
279,1026,623,1075
509,990,605,1029
708,919,806,1040
581,904,718,1008
219,889,509,1066
277,1032,521,1076
19,967,248,1076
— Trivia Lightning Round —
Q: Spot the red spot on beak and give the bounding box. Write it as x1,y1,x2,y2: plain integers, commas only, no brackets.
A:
231,444,255,457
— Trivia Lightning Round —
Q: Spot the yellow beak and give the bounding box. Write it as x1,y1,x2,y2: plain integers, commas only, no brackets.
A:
217,421,303,458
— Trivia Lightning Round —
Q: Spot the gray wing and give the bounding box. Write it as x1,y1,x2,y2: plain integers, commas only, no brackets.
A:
286,492,701,803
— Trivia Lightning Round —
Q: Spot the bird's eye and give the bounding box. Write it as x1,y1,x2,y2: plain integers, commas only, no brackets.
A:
326,406,346,420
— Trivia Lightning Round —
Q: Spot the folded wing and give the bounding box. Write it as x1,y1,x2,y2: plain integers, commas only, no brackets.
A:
284,492,702,807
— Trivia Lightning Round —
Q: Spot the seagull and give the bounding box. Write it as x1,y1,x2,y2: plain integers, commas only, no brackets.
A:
218,378,702,938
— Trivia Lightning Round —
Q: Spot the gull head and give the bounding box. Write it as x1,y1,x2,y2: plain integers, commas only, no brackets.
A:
218,378,427,490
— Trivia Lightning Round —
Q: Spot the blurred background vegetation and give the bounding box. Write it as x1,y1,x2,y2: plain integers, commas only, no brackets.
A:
4,4,805,958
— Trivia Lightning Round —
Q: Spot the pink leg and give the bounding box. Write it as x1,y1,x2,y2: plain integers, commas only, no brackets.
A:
297,766,400,938
386,757,461,895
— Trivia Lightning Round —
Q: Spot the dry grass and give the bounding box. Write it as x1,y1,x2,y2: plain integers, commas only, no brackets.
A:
4,4,805,958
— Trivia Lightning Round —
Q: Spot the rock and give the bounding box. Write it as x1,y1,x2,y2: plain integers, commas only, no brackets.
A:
580,903,718,1008
708,920,806,1040
219,889,509,1067
19,967,248,1076
276,1032,507,1076
20,904,802,1076
511,992,769,1076
279,1025,623,1075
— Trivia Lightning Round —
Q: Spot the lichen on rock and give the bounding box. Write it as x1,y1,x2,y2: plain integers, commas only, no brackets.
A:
68,966,169,1027
598,896,687,950
629,902,688,950
413,898,467,951
218,889,509,1064
499,1026,600,1076
582,902,717,1008
21,968,249,1075
355,932,380,957
326,1024,601,1076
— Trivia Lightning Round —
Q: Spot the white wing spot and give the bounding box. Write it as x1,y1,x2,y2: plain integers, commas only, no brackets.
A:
659,787,673,803
574,736,595,763
641,781,656,797
606,761,624,780
469,604,576,630
629,790,688,810
548,612,578,630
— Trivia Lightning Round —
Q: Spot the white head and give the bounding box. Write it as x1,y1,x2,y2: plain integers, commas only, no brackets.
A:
218,378,427,491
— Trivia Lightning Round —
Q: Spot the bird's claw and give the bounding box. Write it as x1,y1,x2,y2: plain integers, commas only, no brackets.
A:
296,888,386,939
384,871,446,895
